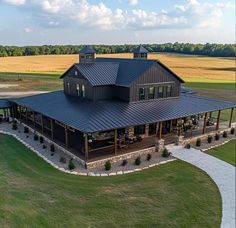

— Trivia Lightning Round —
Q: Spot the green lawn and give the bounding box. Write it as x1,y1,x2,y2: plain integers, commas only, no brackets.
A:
211,109,236,123
207,140,236,166
0,134,221,228
185,82,235,90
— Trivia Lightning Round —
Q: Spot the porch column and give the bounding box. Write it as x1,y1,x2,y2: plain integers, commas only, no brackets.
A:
50,119,54,139
26,108,28,123
33,112,36,128
145,124,149,137
19,106,21,120
228,108,234,128
114,129,117,155
170,120,173,132
84,134,89,161
202,112,208,134
158,122,162,140
65,125,68,147
41,114,44,133
215,110,221,130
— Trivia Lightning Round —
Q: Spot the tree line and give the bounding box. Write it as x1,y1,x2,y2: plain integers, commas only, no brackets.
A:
0,43,235,57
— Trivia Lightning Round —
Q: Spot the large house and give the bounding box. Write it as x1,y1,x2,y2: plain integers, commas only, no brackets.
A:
0,46,235,168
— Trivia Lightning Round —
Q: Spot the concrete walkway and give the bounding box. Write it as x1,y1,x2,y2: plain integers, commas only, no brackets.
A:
167,145,235,228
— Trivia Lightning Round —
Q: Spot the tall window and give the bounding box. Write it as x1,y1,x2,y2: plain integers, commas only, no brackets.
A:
167,85,172,97
148,86,155,99
75,71,78,76
82,84,85,97
158,86,164,98
67,82,70,93
139,87,145,100
76,84,80,96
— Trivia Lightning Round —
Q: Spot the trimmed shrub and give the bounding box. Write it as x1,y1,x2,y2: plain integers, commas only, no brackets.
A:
135,156,141,165
12,123,17,130
121,159,128,166
196,138,201,147
207,135,213,143
230,128,235,135
26,135,29,138
13,120,17,124
146,153,152,161
42,145,47,149
39,136,44,144
24,126,29,133
51,153,54,156
104,161,111,171
34,134,39,141
50,144,55,152
185,143,191,149
215,133,220,141
60,157,66,164
223,131,228,138
162,148,170,157
68,159,75,170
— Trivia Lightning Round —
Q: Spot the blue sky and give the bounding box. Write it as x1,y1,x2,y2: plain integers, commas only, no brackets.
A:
0,0,235,45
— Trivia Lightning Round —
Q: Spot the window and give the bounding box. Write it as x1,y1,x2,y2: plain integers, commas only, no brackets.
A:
75,71,78,76
167,85,172,97
158,86,164,98
76,84,80,96
139,87,145,100
148,86,155,99
67,82,70,93
134,125,145,135
82,84,85,97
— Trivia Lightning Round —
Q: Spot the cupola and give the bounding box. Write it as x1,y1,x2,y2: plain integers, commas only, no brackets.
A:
79,45,96,63
133,45,149,59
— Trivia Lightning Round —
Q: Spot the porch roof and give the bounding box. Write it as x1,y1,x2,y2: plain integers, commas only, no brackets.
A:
0,99,10,109
12,91,236,133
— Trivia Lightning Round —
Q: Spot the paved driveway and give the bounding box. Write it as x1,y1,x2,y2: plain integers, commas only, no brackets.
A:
167,145,235,228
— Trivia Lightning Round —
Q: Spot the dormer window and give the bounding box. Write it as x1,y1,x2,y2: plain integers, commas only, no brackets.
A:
167,85,172,97
148,86,155,99
82,85,85,97
67,82,70,93
158,86,164,98
139,87,145,100
75,71,78,76
76,84,80,96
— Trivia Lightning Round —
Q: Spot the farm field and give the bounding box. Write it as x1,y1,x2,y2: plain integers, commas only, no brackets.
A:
0,133,221,227
0,53,235,93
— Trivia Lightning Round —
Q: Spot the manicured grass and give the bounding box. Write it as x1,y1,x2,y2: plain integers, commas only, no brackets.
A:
211,109,236,123
184,82,235,90
0,134,221,227
207,139,236,166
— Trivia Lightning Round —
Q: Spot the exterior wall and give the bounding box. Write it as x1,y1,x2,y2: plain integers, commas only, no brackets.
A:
129,64,181,102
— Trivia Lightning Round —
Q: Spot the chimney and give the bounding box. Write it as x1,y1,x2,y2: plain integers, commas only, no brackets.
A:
133,45,149,59
79,45,96,63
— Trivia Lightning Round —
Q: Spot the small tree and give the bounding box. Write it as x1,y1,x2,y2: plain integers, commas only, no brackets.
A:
146,153,152,161
121,160,128,166
184,143,191,149
215,133,220,141
196,138,201,147
68,159,75,170
50,144,55,152
223,131,227,138
104,161,111,171
12,122,17,130
34,134,39,141
135,156,141,165
24,126,29,133
230,128,235,135
162,148,170,157
207,135,213,143
39,136,44,144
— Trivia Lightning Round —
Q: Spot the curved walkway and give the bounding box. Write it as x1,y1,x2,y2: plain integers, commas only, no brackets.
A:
167,145,235,228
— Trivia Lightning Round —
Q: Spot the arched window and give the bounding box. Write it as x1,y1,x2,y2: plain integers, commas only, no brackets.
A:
76,84,80,96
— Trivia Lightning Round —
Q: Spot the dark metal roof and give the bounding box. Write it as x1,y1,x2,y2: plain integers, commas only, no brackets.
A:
133,45,149,54
74,62,119,86
79,45,96,54
12,91,236,133
0,99,10,108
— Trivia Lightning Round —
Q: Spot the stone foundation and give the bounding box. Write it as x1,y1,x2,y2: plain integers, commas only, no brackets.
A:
155,139,165,152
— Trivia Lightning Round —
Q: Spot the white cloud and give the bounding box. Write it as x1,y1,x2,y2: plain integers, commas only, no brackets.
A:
3,0,25,5
24,27,32,33
128,0,138,5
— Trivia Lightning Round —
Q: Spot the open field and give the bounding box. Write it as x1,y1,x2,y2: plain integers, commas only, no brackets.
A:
0,133,221,227
0,53,235,92
207,139,236,166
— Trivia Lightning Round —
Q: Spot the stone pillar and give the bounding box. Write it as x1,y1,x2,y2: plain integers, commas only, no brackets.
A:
174,135,185,146
145,124,149,137
128,127,134,138
155,139,165,152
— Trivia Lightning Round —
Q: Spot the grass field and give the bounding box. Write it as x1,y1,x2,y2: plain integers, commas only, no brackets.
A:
0,53,235,91
0,133,221,227
207,140,236,166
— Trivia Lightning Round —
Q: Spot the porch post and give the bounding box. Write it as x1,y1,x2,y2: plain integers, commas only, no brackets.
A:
19,106,21,120
114,129,117,155
84,134,89,161
170,120,173,132
202,112,208,134
26,108,28,123
215,110,221,130
41,114,44,133
228,108,234,128
158,122,162,140
33,112,36,128
65,125,68,147
50,119,54,139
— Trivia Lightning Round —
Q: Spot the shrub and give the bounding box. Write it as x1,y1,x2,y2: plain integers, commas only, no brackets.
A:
230,128,235,135
13,120,17,124
51,153,54,156
121,159,128,166
196,138,201,147
60,157,66,164
39,136,44,144
162,148,170,157
215,133,220,141
104,161,111,171
223,131,228,138
24,126,29,133
207,135,213,143
184,143,191,149
135,156,141,165
50,144,55,152
42,145,47,149
12,123,17,130
68,159,75,170
34,134,39,141
146,153,152,161
26,135,29,138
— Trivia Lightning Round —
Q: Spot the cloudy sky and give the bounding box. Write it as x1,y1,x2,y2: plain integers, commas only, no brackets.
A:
0,0,235,45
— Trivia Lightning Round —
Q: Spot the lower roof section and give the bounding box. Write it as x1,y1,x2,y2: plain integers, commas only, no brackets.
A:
12,91,236,133
0,99,10,109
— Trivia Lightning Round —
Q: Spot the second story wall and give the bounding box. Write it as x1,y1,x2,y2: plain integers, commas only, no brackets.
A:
129,63,182,102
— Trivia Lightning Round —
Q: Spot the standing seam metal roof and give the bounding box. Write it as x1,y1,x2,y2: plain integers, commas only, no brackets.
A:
0,99,10,108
